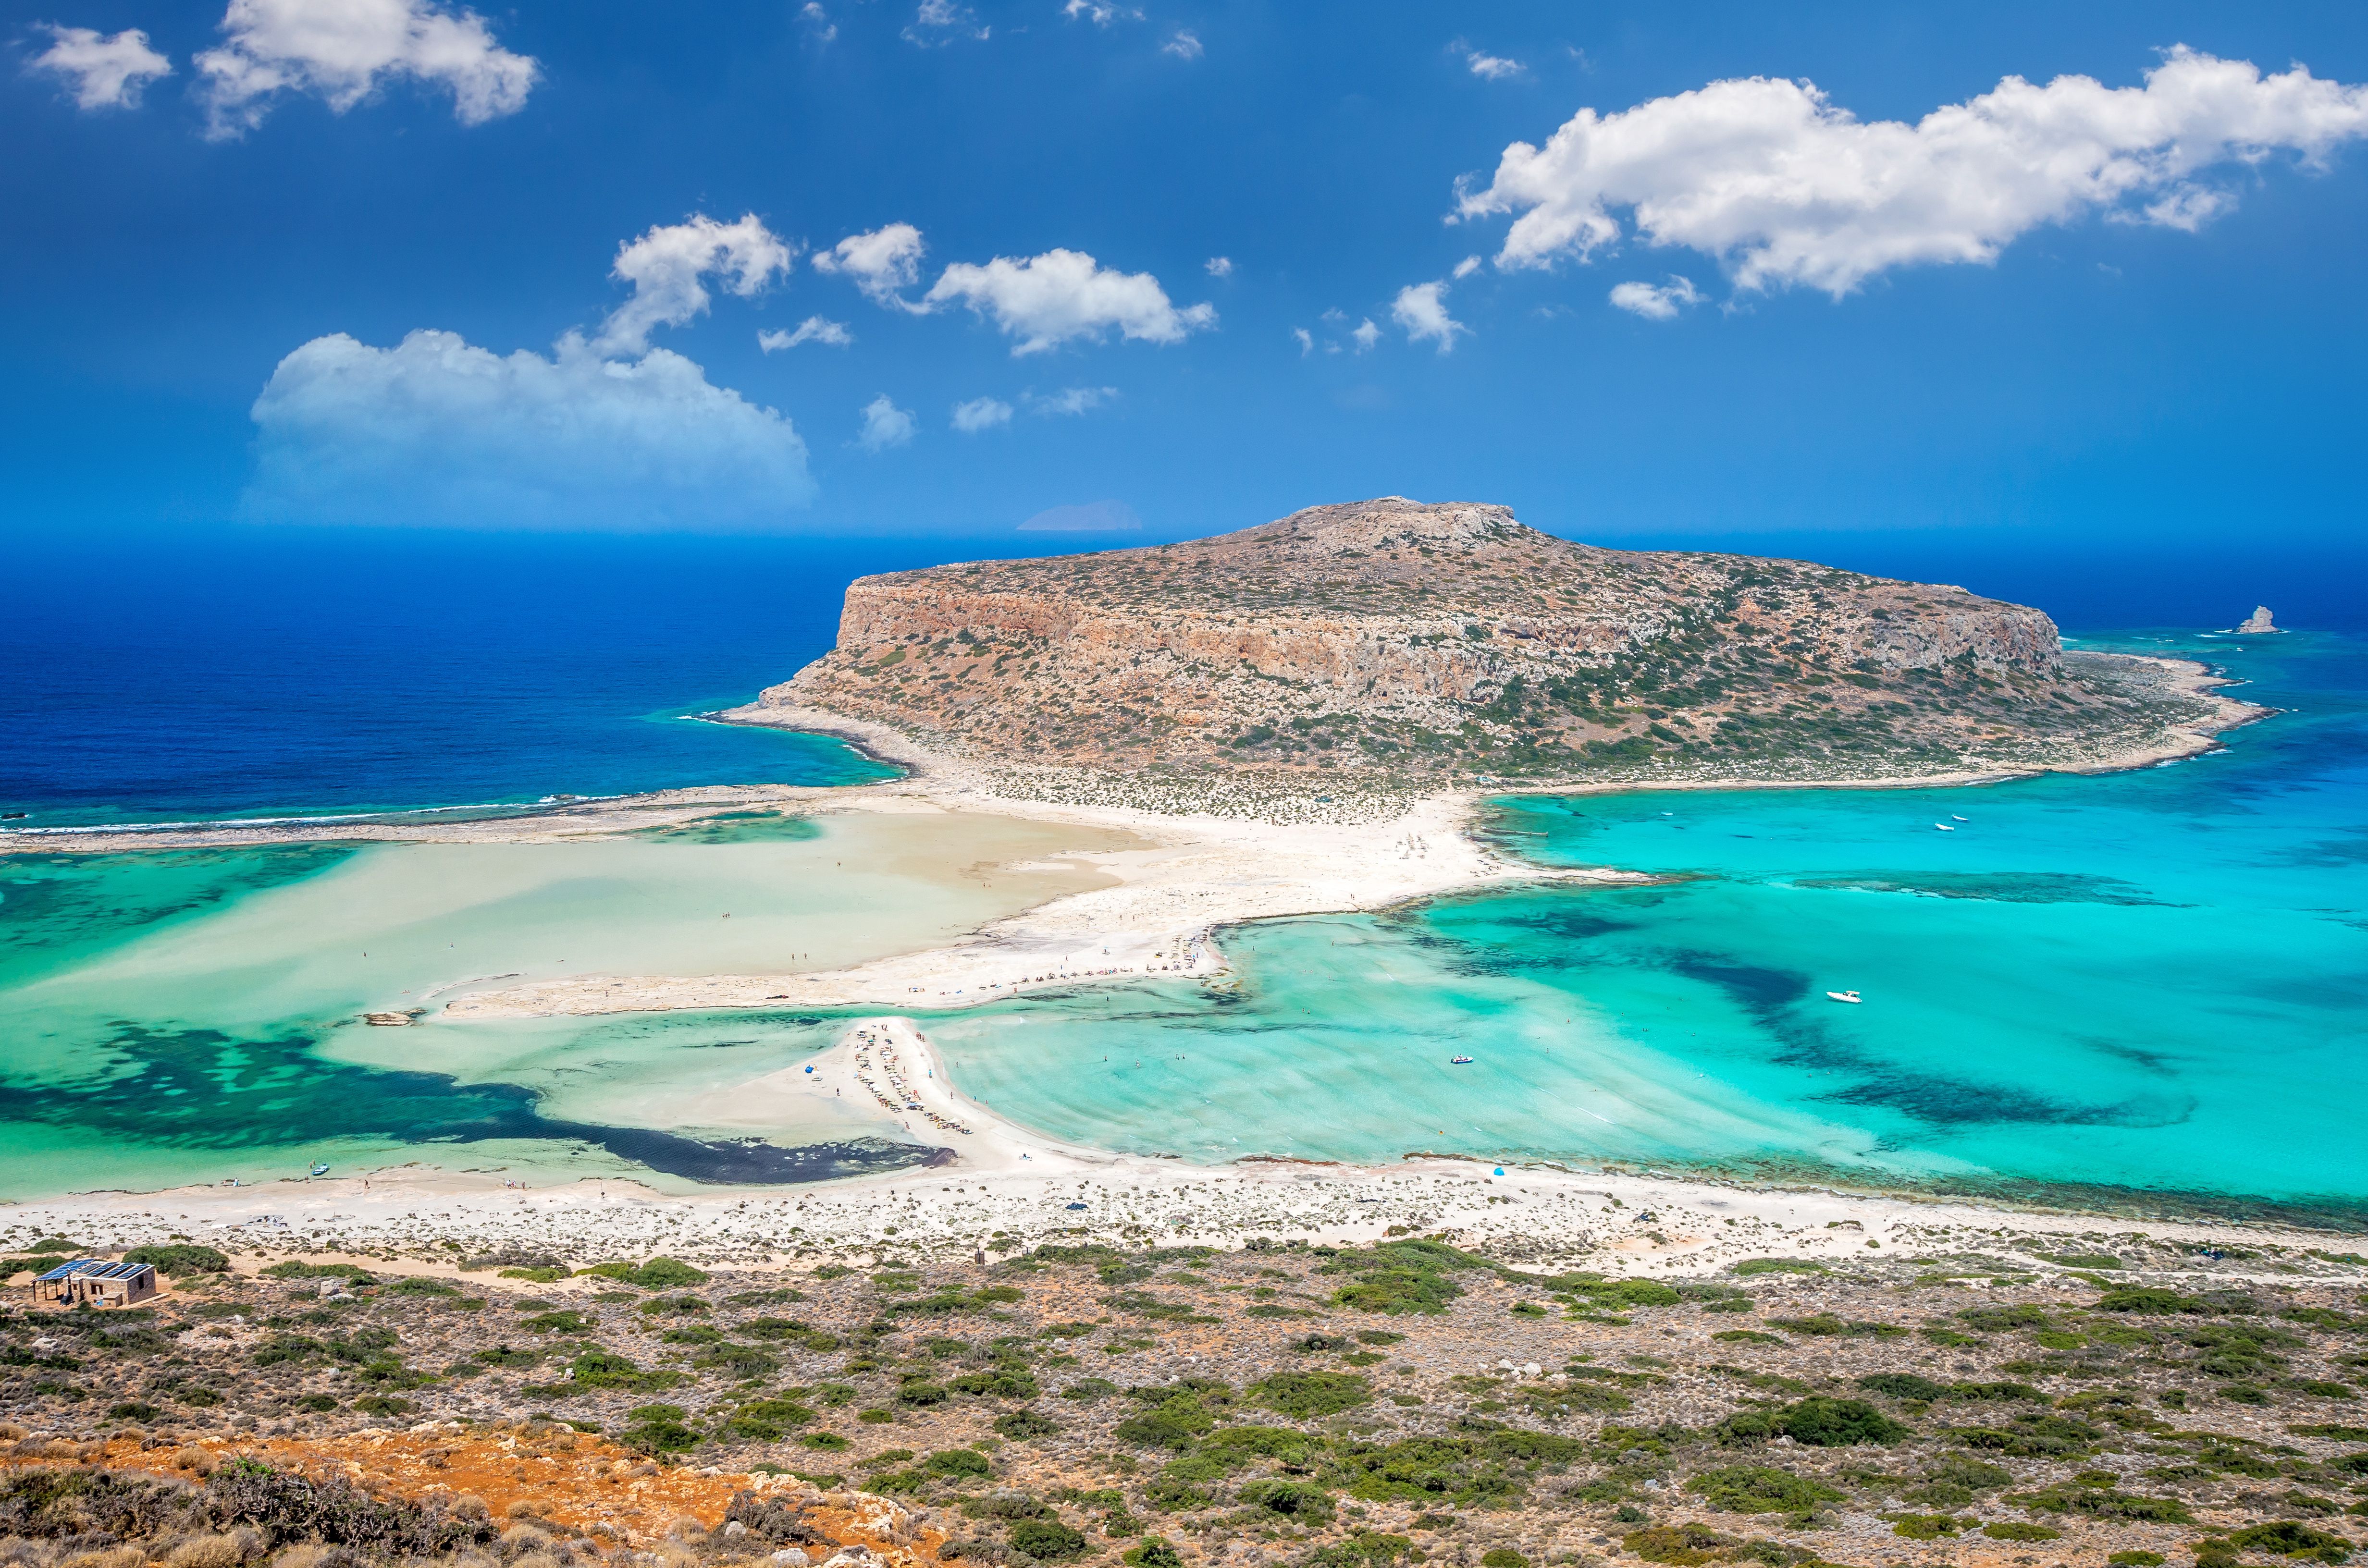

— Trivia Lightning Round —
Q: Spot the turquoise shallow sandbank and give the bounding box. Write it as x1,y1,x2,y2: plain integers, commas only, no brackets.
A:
0,630,2361,1222
0,808,1131,1196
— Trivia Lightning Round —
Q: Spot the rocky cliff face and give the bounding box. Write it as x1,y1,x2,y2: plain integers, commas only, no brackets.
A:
762,498,2177,782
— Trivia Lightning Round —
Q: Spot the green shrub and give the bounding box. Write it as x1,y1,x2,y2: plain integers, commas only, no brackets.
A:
2224,1523,2351,1562
1624,1523,1732,1565
1956,1304,2050,1332
261,1261,374,1284
570,1348,681,1391
379,1275,461,1297
1143,1474,1213,1512
353,1395,412,1416
1236,1479,1333,1522
1480,1551,1529,1568
1322,1240,1493,1315
519,1311,593,1335
695,1343,781,1378
1254,1372,1373,1418
1722,1397,1909,1447
927,1448,995,1478
1981,1522,2061,1542
580,1257,709,1288
1306,1533,1417,1568
726,1398,818,1440
1730,1259,1825,1276
124,1244,230,1277
622,1403,703,1454
2095,1287,2206,1314
1765,1315,1901,1338
1123,1540,1183,1568
2106,1553,2165,1566
1948,1413,2102,1457
1202,1425,1326,1468
1007,1519,1088,1561
1857,1373,1949,1400
1115,1405,1211,1450
2009,1483,2193,1523
996,1408,1061,1440
1683,1465,1845,1515
1889,1515,1960,1539
952,1369,1040,1399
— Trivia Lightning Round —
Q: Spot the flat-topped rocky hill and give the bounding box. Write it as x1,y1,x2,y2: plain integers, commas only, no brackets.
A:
760,498,2225,793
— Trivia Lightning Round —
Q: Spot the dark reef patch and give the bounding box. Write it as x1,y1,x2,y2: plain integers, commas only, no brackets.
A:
0,1021,940,1185
1787,871,2176,906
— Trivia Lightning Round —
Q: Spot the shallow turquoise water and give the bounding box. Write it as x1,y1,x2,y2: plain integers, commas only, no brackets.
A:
0,816,1103,1196
3,630,2361,1222
935,631,2368,1223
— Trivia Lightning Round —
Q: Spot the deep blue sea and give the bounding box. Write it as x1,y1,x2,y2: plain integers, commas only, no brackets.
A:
5,527,2362,826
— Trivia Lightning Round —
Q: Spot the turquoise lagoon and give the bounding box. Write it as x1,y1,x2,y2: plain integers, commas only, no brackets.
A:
2,630,2363,1222
937,630,2368,1223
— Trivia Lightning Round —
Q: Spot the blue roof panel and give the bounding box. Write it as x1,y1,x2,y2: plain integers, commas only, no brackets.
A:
34,1259,103,1282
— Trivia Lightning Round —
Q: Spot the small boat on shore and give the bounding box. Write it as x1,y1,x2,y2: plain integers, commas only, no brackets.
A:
1826,990,1862,1004
1450,1054,1474,1065
309,1162,330,1177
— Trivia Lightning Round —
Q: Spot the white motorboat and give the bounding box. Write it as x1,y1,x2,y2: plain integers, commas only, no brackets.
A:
1825,990,1862,1004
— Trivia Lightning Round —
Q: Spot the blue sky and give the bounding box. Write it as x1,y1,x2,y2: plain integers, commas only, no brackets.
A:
7,0,2367,548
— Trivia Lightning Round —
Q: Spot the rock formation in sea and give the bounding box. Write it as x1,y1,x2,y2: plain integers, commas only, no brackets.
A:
2237,605,2278,634
763,497,2225,785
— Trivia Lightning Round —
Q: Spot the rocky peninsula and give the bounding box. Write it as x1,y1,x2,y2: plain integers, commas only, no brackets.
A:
752,498,2248,812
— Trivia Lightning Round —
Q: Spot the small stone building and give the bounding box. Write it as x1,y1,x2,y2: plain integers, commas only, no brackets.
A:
32,1258,158,1307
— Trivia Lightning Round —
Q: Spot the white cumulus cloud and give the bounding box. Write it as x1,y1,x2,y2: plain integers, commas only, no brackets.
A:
1391,281,1466,353
28,24,173,109
1607,275,1702,320
593,214,795,358
813,222,927,308
952,396,1013,432
196,0,538,139
1456,47,2368,297
925,248,1214,355
858,394,916,451
1161,29,1201,61
799,2,836,43
759,317,853,351
243,330,813,530
1463,46,1522,81
1205,256,1233,277
1292,327,1313,355
1062,0,1140,24
903,0,987,46
1350,318,1380,352
1027,385,1117,416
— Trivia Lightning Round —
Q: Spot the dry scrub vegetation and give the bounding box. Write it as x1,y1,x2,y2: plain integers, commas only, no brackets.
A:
5,1237,2366,1568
